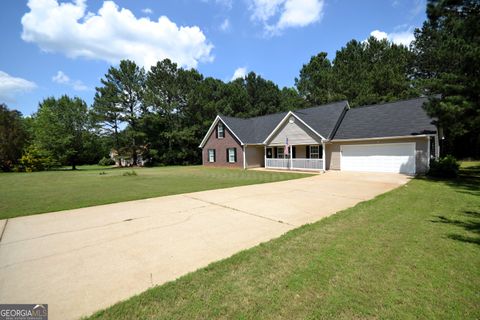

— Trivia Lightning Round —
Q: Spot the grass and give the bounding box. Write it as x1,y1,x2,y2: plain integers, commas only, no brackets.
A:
87,161,480,320
0,166,310,219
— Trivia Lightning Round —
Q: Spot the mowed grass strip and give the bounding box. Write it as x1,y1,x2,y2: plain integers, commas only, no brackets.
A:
87,162,480,320
0,166,310,219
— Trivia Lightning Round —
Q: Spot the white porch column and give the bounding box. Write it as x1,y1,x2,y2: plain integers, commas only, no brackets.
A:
289,145,293,170
243,145,246,170
264,145,267,168
322,141,326,172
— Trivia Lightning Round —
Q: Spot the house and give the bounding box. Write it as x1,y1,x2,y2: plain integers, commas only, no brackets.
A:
199,97,439,175
109,149,147,167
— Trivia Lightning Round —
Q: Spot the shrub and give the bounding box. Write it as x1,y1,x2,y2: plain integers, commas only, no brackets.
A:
98,157,115,166
428,155,460,178
122,170,137,176
18,146,60,172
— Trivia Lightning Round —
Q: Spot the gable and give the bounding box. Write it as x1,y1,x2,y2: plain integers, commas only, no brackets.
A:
199,116,244,148
267,116,322,145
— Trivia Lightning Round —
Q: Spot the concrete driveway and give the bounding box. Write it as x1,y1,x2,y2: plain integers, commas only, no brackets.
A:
0,171,409,320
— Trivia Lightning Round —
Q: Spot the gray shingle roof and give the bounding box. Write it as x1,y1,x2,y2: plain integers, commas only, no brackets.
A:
293,101,348,139
220,112,288,144
333,97,437,140
220,101,348,144
215,97,436,145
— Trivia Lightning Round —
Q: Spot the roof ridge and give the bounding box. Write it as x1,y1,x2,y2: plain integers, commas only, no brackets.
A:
293,100,348,113
352,96,430,109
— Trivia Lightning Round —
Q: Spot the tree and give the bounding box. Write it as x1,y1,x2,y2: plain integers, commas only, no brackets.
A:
296,38,417,108
92,81,123,155
279,87,310,111
225,72,285,117
96,60,146,165
295,52,344,105
34,96,88,170
333,37,417,106
412,0,480,157
143,59,203,164
0,104,28,171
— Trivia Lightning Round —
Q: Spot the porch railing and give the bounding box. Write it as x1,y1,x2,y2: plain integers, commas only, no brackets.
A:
265,158,323,171
265,158,290,169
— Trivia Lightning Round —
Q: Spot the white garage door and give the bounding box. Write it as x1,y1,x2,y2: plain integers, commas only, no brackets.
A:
341,142,416,174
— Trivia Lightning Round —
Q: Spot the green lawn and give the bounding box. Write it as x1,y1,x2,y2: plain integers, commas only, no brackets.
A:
87,162,480,320
0,166,309,219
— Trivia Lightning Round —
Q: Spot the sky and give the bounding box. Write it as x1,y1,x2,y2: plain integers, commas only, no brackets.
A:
0,0,427,115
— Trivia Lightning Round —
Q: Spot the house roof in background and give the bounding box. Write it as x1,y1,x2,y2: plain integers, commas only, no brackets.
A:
333,97,437,140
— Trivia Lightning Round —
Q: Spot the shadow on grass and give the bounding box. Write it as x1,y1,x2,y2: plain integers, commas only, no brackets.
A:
424,165,480,196
431,211,480,246
428,164,480,246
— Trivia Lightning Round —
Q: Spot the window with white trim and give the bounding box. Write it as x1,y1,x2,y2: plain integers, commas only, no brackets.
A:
227,148,236,163
277,147,284,159
208,149,215,162
310,145,320,159
217,123,224,138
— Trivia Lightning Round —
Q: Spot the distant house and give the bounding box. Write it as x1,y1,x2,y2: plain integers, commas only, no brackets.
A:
109,149,146,167
199,97,439,175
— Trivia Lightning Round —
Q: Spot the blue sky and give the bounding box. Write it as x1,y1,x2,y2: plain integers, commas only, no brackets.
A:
0,0,427,115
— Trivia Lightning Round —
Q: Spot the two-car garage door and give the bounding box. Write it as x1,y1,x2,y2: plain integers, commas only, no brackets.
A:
341,142,416,175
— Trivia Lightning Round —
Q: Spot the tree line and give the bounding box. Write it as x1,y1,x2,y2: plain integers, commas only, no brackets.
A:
1,0,478,171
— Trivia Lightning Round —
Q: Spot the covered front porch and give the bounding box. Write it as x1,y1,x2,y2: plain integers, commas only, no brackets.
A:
264,144,325,171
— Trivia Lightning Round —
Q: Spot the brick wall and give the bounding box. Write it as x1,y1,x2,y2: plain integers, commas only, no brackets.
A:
202,122,244,168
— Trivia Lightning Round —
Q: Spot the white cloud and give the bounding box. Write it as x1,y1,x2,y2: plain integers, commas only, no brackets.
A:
369,28,415,46
0,71,36,102
220,18,230,32
250,0,284,21
142,8,153,15
249,0,324,35
52,70,69,84
52,71,88,91
21,0,214,69
231,67,247,81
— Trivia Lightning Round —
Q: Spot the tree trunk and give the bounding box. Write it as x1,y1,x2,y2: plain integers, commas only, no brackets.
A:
132,147,138,166
114,122,122,167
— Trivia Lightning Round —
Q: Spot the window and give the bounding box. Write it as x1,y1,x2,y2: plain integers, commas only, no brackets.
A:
208,149,215,162
309,145,320,159
217,123,224,139
266,148,273,159
277,147,284,159
227,148,237,163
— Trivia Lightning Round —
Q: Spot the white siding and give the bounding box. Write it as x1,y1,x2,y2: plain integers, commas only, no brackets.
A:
269,119,321,145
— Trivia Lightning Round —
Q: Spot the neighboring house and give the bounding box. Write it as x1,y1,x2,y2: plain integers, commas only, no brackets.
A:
199,97,439,175
109,149,146,167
